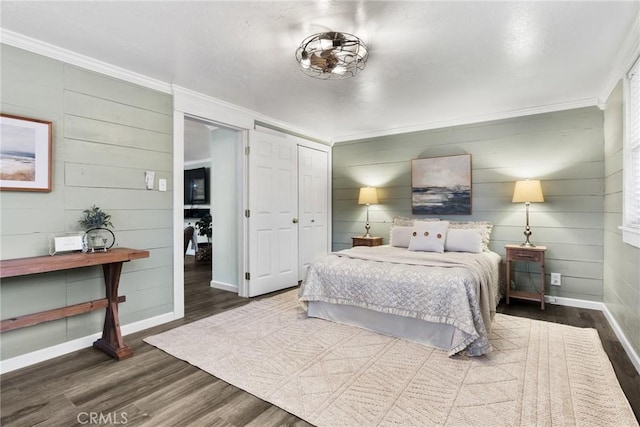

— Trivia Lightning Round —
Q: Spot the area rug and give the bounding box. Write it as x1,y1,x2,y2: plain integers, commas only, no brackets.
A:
144,290,638,426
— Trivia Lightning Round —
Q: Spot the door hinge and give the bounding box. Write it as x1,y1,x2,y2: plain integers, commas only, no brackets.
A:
245,272,250,280
245,209,250,218
245,146,250,155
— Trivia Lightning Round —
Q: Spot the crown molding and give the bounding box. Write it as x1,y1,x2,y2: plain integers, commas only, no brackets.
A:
172,85,255,130
173,85,331,143
1,28,172,94
1,27,615,146
599,11,640,104
1,29,329,143
332,97,598,144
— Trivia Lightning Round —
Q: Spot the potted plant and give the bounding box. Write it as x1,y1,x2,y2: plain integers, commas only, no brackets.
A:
195,213,212,261
79,205,115,252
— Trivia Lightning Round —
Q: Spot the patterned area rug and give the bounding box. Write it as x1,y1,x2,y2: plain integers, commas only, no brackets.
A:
144,290,638,426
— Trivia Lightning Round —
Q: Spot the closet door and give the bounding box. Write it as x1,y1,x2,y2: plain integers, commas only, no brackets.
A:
247,130,298,297
298,145,329,279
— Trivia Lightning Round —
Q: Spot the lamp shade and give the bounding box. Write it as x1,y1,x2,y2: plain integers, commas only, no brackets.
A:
358,187,378,205
512,180,544,203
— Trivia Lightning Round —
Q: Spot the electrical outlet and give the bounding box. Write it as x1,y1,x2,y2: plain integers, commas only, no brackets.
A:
550,273,561,286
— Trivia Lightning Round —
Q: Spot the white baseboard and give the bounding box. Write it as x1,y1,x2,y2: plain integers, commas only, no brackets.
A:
0,312,177,374
4,295,638,378
121,312,177,336
544,295,640,375
602,305,640,375
210,280,238,293
544,295,604,311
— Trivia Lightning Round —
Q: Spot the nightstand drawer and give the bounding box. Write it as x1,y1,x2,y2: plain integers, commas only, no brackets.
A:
352,236,383,247
508,250,544,262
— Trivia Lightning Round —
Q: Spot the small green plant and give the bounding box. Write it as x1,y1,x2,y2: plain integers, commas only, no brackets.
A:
195,213,212,240
79,205,113,229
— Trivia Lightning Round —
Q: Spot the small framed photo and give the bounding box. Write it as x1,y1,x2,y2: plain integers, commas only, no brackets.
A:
0,114,53,192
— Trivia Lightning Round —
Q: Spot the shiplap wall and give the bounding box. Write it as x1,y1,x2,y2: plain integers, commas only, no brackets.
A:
0,45,173,360
603,81,640,357
333,107,605,302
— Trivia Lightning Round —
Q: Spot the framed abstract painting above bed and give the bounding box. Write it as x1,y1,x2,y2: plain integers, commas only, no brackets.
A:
411,154,471,215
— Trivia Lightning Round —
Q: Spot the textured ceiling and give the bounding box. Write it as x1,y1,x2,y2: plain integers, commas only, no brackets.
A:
1,1,638,143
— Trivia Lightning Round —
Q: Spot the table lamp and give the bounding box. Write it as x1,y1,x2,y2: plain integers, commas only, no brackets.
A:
358,187,378,237
512,179,544,246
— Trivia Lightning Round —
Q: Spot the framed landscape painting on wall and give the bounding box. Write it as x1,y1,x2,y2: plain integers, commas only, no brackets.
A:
411,154,471,215
0,114,52,192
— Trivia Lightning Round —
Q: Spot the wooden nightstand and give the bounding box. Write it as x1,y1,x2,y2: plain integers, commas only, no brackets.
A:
505,244,547,310
352,236,383,247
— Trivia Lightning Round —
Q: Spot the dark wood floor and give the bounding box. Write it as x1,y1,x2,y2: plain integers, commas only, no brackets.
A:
0,257,310,427
1,258,638,426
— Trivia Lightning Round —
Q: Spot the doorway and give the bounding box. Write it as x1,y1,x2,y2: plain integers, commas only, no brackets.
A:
183,117,243,304
172,101,330,315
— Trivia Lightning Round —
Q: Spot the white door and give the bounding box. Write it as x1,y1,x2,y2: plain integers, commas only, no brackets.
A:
247,130,298,297
298,146,329,279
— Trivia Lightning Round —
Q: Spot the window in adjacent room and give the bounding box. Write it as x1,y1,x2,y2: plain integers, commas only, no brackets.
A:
622,55,640,248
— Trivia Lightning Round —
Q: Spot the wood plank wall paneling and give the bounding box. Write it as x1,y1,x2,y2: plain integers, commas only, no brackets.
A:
0,45,174,360
332,107,605,301
603,81,640,357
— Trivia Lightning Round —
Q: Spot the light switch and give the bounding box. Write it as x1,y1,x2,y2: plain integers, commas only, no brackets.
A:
145,171,155,190
159,179,167,192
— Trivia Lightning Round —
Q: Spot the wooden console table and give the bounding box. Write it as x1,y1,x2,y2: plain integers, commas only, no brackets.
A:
0,248,149,360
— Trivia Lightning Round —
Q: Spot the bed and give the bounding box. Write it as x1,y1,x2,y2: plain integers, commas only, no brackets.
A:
298,219,502,356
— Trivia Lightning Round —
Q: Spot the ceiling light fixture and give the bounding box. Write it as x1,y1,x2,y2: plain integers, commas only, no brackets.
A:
295,31,369,80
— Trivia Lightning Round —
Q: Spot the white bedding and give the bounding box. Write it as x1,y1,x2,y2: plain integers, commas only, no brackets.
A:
299,245,502,356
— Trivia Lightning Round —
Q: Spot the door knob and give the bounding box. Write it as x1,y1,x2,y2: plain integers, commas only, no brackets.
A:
292,218,299,223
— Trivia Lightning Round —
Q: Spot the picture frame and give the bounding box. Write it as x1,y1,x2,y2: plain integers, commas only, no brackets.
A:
0,114,53,192
411,154,472,215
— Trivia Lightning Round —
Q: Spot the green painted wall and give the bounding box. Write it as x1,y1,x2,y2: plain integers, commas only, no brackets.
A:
0,45,174,360
333,107,605,302
603,81,640,358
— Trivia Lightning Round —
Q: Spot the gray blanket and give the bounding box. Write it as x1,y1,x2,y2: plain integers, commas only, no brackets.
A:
299,246,502,356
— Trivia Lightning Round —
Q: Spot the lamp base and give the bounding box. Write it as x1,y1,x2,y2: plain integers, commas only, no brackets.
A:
363,222,371,238
521,228,535,247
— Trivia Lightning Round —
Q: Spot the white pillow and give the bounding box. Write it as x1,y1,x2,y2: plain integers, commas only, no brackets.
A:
408,221,450,253
390,226,413,248
448,221,493,251
444,228,483,253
